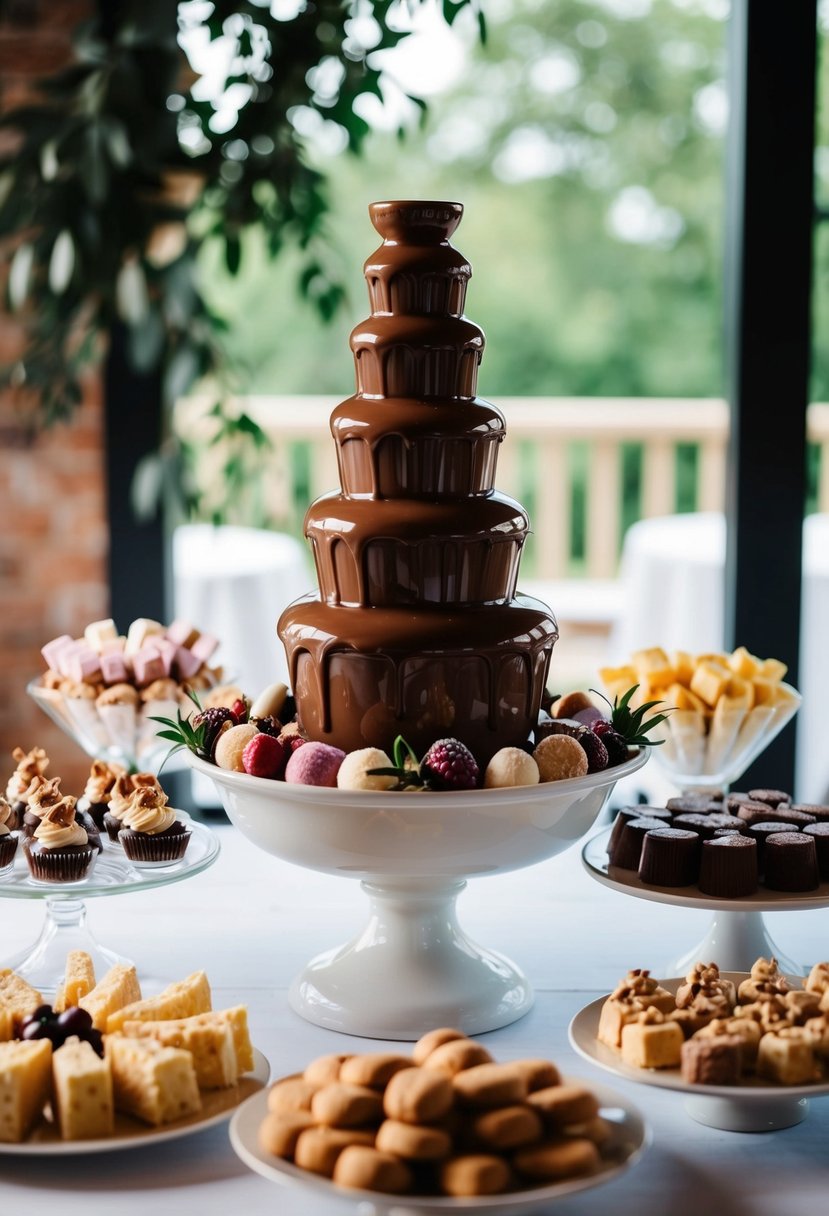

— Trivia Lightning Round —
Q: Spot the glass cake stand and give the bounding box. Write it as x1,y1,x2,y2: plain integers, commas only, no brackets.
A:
187,749,648,1040
581,828,829,976
0,817,220,993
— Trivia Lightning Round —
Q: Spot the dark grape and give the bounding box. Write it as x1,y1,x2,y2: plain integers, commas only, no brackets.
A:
57,1006,93,1035
25,1004,54,1026
86,1029,104,1058
21,1020,51,1040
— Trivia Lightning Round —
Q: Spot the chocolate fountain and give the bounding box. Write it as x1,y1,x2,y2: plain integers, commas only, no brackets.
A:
278,200,558,763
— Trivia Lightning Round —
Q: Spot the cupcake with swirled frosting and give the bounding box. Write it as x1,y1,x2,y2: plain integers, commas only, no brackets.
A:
22,775,63,836
0,796,18,871
79,758,128,830
118,785,190,865
23,798,97,883
5,746,50,829
103,771,161,842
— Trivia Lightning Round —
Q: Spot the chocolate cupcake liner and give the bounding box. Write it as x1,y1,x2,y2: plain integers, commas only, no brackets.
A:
0,834,18,871
25,845,96,884
120,830,191,866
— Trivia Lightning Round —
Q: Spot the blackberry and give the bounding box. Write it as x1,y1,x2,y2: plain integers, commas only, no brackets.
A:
592,721,631,767
575,730,609,774
193,706,236,758
421,738,480,791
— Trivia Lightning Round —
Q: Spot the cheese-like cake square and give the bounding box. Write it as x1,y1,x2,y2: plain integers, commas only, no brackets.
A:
80,964,141,1031
106,971,211,1033
54,951,96,1013
52,1037,113,1140
621,1017,683,1069
108,1036,201,1125
0,1038,52,1142
0,970,44,1033
122,1015,238,1088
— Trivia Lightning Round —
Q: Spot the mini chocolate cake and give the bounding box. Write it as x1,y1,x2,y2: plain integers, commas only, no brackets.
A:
748,788,790,809
681,1035,743,1085
667,794,721,814
803,823,829,880
747,822,796,871
734,802,811,831
712,828,743,837
638,828,700,887
608,817,671,870
0,832,17,870
790,803,829,823
725,791,752,812
762,831,819,892
736,800,785,827
698,834,758,897
607,806,672,858
672,813,744,840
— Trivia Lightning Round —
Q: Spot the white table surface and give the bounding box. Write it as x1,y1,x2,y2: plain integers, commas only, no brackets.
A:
3,822,829,1214
609,511,829,804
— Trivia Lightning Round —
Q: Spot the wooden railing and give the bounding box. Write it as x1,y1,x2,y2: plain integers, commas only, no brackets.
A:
175,396,829,580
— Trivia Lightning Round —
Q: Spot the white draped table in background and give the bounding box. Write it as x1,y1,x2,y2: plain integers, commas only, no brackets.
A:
609,512,829,804
2,825,829,1215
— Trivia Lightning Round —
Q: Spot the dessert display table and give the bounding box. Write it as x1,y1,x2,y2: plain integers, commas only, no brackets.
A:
3,823,829,1216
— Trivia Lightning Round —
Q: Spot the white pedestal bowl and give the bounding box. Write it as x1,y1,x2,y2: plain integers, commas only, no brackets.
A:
187,749,647,1040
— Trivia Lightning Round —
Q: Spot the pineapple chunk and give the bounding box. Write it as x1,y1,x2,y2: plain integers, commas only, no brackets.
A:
724,676,755,710
665,682,708,714
80,965,142,1032
106,971,211,1034
670,651,695,686
689,660,731,708
54,951,96,1013
0,970,43,1033
728,646,761,679
758,656,788,682
598,665,638,702
752,677,780,706
631,647,675,689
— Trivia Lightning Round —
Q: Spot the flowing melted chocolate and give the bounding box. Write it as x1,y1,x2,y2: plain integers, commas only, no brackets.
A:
278,200,558,763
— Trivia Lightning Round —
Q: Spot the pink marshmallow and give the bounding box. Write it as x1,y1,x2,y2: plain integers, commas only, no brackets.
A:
131,646,166,687
41,635,74,671
100,637,126,655
66,643,102,684
174,646,203,680
190,632,219,664
284,741,346,787
154,637,177,676
100,652,129,685
166,618,199,648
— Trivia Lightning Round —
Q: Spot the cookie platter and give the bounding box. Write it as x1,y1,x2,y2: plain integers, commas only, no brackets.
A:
569,974,829,1132
230,1077,648,1215
582,828,829,975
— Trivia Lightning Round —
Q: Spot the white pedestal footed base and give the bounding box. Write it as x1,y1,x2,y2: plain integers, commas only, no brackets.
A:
288,879,533,1039
2,899,132,995
670,910,801,977
683,1095,809,1132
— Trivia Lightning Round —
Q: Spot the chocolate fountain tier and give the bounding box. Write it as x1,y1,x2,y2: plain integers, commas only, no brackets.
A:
364,242,472,317
306,491,528,607
278,594,558,763
332,395,505,499
351,315,484,399
369,199,463,244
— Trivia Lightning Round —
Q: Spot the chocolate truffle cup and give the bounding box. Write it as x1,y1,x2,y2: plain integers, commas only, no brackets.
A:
746,822,796,873
762,832,819,892
698,834,759,897
748,788,790,809
0,833,18,872
119,823,191,866
803,823,829,880
791,803,829,823
639,828,700,887
607,806,672,857
672,813,744,840
608,817,670,870
23,839,96,884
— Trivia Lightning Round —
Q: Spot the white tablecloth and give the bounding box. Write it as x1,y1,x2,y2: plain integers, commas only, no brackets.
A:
609,512,829,802
3,825,829,1214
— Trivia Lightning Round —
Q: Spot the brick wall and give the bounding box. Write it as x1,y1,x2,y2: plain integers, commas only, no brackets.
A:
0,0,107,791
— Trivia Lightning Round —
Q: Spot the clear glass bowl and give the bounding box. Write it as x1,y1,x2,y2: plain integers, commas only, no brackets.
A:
27,678,186,773
648,682,802,790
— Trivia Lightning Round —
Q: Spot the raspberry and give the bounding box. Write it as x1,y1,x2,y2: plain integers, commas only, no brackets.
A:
421,738,480,791
592,724,630,767
193,706,236,757
242,732,287,779
280,733,307,757
576,730,609,774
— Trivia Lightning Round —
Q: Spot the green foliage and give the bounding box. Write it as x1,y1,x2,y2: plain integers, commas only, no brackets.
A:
0,0,482,429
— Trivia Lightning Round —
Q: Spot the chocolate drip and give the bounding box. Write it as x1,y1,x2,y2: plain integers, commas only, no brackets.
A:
278,200,558,764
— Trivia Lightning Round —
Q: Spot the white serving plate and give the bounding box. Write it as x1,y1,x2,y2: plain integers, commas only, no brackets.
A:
0,1048,269,1156
229,1076,650,1214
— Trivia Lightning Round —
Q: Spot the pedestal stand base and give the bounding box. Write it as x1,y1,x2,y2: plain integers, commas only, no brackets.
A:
288,879,534,1040
684,1095,809,1132
670,910,801,977
2,899,132,994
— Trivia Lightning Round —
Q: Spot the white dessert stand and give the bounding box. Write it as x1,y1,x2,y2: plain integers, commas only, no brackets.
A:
0,817,220,993
582,828,829,976
569,975,827,1132
230,1076,650,1213
188,749,647,1039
